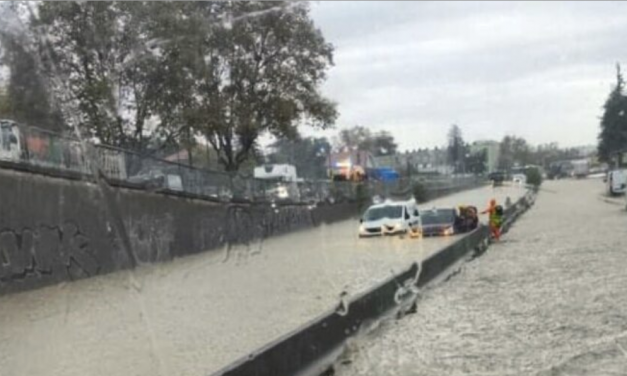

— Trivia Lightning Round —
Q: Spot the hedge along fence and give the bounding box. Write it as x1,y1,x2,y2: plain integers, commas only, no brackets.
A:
212,191,536,376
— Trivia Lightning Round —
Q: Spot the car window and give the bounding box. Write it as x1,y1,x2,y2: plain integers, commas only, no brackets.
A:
420,209,456,225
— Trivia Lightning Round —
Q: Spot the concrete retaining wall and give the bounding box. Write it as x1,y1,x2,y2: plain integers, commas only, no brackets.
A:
0,169,357,295
0,166,486,296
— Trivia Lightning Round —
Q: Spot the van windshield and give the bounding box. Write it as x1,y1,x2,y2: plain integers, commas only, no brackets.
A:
364,205,403,221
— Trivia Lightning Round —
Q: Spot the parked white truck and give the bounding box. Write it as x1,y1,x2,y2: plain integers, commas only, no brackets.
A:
571,159,590,179
606,169,627,196
253,164,302,201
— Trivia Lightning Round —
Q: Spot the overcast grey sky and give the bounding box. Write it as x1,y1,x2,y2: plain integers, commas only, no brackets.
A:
307,1,627,151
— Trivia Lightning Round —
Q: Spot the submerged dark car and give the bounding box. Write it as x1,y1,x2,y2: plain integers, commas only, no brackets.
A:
419,206,479,237
419,208,457,237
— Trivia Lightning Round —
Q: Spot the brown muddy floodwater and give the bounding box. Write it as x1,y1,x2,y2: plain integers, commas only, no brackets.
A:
0,185,525,376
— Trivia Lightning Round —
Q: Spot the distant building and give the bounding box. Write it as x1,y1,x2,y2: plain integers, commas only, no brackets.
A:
407,148,450,174
372,154,400,169
470,140,500,173
572,145,597,158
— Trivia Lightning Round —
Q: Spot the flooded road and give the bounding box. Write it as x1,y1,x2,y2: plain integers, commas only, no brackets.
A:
336,179,627,376
0,185,525,376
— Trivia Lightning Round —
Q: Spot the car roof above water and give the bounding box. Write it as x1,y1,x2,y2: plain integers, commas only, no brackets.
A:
419,207,456,215
367,199,415,210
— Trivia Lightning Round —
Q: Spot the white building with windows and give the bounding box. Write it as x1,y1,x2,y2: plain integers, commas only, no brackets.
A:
470,140,501,173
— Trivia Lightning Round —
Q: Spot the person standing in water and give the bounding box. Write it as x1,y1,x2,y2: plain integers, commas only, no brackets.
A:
481,198,503,241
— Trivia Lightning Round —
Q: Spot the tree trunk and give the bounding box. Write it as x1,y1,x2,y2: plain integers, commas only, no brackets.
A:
221,157,239,172
187,145,194,167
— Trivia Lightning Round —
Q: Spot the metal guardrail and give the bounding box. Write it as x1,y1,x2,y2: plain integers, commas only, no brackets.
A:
212,192,536,376
0,123,485,205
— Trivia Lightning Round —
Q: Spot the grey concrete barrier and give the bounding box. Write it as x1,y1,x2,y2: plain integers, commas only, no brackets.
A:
501,191,535,234
211,192,535,376
213,262,421,376
417,226,490,288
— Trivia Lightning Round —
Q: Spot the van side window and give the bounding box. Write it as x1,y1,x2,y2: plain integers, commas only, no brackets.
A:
1,125,14,150
404,208,410,220
414,208,419,217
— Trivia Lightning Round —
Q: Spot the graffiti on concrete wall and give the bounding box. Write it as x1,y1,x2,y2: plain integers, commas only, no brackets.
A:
124,215,174,264
261,206,314,238
225,205,260,246
0,222,99,283
0,206,317,287
224,204,315,246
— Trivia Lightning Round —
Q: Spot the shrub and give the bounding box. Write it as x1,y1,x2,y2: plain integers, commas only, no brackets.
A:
525,167,543,188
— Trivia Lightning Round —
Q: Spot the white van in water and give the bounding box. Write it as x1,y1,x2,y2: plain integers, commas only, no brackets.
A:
606,169,627,195
358,200,421,237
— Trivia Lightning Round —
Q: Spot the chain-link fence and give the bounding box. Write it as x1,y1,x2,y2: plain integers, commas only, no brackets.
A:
18,125,91,175
0,122,486,205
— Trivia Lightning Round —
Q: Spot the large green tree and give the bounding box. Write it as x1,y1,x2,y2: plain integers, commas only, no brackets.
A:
498,135,532,170
0,2,63,130
6,1,336,170
447,124,468,172
365,130,397,156
34,1,193,152
598,64,627,165
466,148,487,174
172,1,337,171
336,125,370,151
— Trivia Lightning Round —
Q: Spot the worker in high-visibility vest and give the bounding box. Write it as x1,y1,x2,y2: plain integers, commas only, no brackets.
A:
481,199,503,240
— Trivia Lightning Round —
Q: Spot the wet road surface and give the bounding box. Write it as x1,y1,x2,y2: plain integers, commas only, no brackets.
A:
0,185,526,376
335,179,627,376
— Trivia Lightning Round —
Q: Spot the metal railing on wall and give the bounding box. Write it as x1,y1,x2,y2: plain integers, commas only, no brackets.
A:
0,123,485,205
